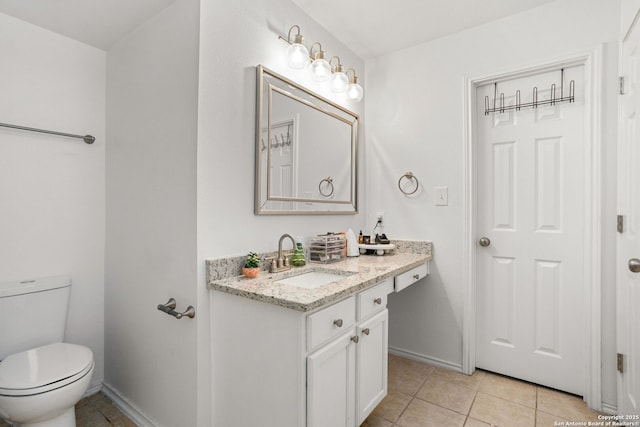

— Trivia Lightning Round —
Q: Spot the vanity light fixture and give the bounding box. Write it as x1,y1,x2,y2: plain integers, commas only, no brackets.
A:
278,24,364,101
282,25,309,69
329,57,349,93
346,68,364,101
309,42,332,82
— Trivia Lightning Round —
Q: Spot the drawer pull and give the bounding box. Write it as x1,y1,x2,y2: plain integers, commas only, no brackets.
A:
413,274,420,280
362,328,370,336
333,319,343,327
351,336,359,343
373,297,382,305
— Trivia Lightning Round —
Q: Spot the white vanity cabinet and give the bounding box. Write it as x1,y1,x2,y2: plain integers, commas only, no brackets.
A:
307,326,357,427
306,278,393,427
211,277,395,427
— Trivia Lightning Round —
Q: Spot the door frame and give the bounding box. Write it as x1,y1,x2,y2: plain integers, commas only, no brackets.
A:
461,46,603,409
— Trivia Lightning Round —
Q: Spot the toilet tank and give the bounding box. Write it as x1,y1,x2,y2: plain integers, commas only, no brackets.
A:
0,276,71,360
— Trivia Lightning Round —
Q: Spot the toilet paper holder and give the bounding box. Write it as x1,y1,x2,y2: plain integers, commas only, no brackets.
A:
157,298,195,319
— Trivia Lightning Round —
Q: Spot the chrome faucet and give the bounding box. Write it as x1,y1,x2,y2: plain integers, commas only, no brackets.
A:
270,233,296,273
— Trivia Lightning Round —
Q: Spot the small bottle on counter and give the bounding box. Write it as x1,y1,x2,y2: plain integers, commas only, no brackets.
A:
358,230,364,244
291,242,306,267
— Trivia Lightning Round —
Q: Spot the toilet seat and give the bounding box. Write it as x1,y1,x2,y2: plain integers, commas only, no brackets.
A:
0,342,93,397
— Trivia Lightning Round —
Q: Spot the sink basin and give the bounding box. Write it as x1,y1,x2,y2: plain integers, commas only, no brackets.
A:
274,271,351,289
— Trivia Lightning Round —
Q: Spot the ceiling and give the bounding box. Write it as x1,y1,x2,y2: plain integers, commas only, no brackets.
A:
292,0,557,59
0,0,555,56
0,0,175,50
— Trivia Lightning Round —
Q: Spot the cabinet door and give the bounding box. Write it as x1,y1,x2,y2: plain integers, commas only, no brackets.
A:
307,329,356,427
356,309,389,425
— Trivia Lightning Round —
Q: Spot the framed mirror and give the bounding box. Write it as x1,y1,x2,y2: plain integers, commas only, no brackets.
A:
255,65,359,215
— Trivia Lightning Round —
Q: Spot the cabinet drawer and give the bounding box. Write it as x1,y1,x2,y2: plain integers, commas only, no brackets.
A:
394,263,429,292
357,278,394,321
307,296,356,351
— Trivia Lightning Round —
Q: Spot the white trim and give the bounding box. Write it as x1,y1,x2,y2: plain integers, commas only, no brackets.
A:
102,382,157,427
583,44,603,411
461,46,603,409
601,402,618,415
83,383,103,398
389,346,463,373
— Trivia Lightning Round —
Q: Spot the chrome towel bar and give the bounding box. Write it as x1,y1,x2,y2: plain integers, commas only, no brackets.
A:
0,121,95,144
157,298,195,319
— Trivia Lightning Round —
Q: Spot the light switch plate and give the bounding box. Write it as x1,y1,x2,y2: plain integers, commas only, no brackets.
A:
435,186,448,206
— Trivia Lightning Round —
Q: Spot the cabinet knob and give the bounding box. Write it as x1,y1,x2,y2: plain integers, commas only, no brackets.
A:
351,336,359,343
333,319,343,327
373,297,382,305
413,274,420,280
362,328,370,336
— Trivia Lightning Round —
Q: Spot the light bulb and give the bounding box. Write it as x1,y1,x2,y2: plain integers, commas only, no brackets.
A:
311,58,331,82
347,82,364,101
330,71,348,92
287,42,309,69
310,44,331,82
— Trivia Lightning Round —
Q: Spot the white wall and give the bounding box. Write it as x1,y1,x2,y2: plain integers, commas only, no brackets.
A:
0,12,105,391
197,0,364,424
104,0,200,425
365,0,620,407
198,0,365,260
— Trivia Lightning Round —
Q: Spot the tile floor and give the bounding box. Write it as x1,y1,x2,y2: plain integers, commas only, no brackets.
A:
363,354,605,427
0,392,135,427
0,357,605,427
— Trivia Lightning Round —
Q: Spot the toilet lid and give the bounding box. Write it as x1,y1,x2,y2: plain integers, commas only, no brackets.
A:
0,342,93,396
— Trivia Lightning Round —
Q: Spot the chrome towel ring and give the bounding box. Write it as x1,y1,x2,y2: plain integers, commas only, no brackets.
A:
319,177,334,197
398,171,419,195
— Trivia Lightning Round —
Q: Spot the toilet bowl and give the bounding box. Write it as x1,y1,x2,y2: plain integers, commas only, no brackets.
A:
0,277,94,427
0,342,94,427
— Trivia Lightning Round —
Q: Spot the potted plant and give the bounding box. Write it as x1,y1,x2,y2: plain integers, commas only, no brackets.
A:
242,252,260,278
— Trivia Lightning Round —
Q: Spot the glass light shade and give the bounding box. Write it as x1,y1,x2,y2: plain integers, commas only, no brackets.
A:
287,43,310,69
330,71,349,93
311,58,331,82
347,82,364,101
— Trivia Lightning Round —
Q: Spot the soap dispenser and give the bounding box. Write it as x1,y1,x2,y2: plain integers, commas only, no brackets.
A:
291,242,306,267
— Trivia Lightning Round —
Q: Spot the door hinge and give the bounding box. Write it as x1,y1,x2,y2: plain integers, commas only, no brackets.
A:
617,353,624,373
620,76,625,95
618,215,624,233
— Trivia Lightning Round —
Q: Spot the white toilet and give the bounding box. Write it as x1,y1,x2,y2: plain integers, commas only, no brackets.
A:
0,276,94,427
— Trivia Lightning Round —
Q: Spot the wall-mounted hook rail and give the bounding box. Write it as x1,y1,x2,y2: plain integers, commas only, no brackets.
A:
157,298,195,319
484,68,575,115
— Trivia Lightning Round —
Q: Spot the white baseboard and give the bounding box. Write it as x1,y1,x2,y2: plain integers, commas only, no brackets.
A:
101,382,156,427
84,383,103,398
389,346,463,373
601,402,617,415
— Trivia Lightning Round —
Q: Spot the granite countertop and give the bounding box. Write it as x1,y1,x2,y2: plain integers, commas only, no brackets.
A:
207,244,432,312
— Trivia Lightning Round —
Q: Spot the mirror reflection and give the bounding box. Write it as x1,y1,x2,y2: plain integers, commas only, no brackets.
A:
256,65,359,215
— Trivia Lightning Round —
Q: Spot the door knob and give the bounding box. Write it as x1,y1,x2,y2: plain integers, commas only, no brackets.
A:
478,237,491,247
629,258,640,273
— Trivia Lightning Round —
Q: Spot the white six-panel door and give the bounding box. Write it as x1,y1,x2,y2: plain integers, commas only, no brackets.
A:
476,67,586,395
618,11,640,416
